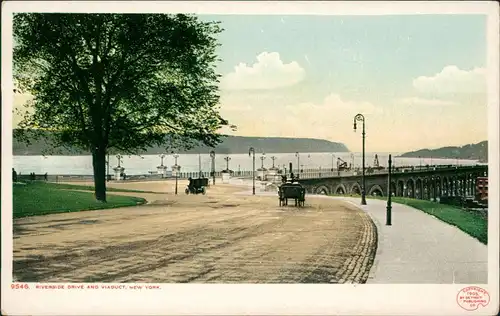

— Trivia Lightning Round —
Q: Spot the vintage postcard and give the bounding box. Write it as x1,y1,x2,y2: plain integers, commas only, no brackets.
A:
2,1,499,315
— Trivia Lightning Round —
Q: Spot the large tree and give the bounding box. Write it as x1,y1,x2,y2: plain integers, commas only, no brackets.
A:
13,13,228,201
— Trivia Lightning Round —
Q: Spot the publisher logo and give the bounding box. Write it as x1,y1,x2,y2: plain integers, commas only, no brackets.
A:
456,286,490,311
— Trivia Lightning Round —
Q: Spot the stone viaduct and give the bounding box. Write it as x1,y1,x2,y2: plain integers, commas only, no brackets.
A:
297,165,488,200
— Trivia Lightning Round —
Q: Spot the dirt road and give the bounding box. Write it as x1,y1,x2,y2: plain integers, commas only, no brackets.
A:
13,181,377,283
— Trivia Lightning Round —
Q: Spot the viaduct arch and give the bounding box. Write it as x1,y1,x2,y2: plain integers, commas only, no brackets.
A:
297,165,487,201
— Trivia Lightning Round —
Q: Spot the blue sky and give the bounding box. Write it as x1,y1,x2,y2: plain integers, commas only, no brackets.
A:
209,15,485,101
195,14,488,152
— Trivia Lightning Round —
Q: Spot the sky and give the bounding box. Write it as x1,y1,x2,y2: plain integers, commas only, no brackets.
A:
204,14,488,153
12,14,488,153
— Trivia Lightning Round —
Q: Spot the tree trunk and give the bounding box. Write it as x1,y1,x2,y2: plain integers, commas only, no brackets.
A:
92,146,107,202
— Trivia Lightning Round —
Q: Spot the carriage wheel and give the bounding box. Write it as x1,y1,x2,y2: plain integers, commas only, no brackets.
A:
202,187,206,195
185,188,189,195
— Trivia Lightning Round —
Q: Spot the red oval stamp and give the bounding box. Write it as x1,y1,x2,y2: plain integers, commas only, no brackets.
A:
456,286,490,311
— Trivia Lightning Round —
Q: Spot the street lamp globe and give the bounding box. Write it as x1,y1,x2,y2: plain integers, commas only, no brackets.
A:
249,147,256,195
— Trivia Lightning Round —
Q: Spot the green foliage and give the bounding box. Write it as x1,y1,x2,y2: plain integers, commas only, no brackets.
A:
399,141,488,163
13,13,228,154
13,181,146,218
13,13,229,201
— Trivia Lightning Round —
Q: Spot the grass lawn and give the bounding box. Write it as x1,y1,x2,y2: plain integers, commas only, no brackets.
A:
334,194,487,245
43,182,161,193
13,181,147,218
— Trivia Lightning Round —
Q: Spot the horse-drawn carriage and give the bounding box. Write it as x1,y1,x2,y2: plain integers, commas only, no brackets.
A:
185,177,209,195
278,174,306,207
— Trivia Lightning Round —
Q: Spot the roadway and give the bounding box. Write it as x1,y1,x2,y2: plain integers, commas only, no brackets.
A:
13,179,376,283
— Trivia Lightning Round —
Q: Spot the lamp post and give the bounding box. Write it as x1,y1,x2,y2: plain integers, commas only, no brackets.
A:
455,156,459,197
331,153,335,173
198,153,202,178
386,154,392,225
353,113,367,205
295,152,300,175
271,156,277,168
224,156,231,171
210,151,216,185
419,156,422,169
158,153,167,178
106,152,110,182
249,147,256,195
173,153,179,195
116,154,122,168
113,154,125,181
260,153,266,169
337,157,341,176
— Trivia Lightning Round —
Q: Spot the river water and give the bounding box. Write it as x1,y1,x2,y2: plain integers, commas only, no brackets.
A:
13,152,481,176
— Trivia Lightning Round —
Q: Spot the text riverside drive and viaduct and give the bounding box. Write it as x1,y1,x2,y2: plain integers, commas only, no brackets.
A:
34,284,160,290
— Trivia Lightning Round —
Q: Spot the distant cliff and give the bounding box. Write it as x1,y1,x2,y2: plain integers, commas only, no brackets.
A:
399,141,487,162
13,131,349,155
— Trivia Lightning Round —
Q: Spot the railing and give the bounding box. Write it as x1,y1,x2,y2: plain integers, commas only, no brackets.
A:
13,164,486,183
295,165,486,180
14,170,258,182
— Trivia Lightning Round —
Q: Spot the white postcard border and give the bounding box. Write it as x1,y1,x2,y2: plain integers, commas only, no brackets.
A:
2,1,499,315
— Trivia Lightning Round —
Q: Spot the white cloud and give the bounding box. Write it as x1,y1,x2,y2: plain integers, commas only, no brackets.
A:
413,65,486,94
287,93,381,120
397,97,456,106
219,92,380,136
219,92,384,149
218,90,487,152
220,52,305,90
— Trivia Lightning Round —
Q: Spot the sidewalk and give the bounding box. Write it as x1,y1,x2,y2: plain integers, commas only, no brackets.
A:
238,189,488,284
332,197,488,284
